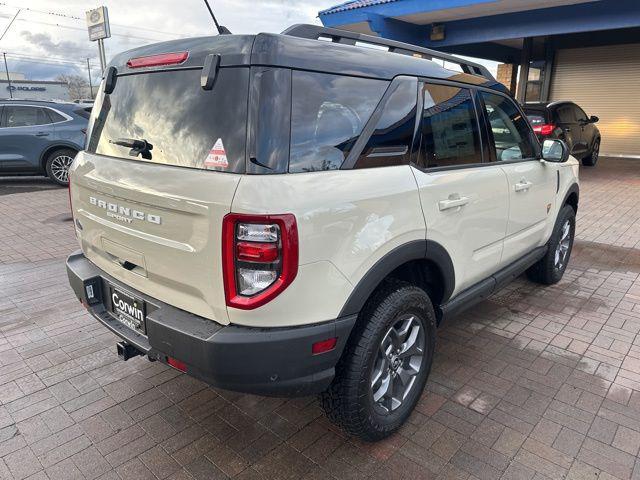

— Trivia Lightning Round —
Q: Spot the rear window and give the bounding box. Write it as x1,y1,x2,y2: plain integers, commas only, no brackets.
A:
524,110,547,126
289,71,388,173
87,68,248,173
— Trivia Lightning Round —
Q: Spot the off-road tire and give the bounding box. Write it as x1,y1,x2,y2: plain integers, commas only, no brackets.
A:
582,139,599,167
526,204,576,285
45,148,77,186
320,280,436,441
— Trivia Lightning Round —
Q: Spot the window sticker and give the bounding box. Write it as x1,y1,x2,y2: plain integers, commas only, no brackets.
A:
204,138,229,169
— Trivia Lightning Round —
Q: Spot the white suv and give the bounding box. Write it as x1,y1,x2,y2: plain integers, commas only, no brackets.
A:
66,25,579,440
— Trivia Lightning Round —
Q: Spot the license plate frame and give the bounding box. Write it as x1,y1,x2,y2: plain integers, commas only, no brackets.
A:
109,285,147,334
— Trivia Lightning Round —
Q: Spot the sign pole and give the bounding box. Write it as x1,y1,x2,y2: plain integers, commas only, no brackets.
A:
3,53,12,99
86,6,111,75
97,39,107,74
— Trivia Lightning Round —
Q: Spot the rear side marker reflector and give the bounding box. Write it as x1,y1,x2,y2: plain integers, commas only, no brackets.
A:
127,51,189,69
167,357,187,372
312,338,337,355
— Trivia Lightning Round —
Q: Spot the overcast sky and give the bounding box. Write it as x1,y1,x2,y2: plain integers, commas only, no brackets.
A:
0,0,496,83
0,0,336,82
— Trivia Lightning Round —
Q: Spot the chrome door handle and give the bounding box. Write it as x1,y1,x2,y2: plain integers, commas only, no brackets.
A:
514,180,533,192
438,195,469,211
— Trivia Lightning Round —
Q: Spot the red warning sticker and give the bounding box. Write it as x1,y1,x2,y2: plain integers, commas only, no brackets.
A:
204,138,229,168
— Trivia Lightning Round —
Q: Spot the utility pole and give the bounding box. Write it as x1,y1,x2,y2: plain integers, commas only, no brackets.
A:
86,58,94,99
3,53,12,99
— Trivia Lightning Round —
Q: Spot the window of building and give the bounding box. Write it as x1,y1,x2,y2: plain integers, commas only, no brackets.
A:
416,84,482,168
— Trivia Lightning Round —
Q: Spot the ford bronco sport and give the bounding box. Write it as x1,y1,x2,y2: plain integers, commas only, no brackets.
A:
66,25,579,440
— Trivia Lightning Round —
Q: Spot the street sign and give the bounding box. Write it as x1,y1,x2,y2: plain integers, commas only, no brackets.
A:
86,6,111,41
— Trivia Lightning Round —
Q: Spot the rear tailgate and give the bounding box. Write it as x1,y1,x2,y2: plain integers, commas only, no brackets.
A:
71,152,240,324
71,40,252,325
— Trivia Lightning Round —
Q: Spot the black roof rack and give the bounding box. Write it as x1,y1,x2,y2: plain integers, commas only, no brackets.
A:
282,24,494,81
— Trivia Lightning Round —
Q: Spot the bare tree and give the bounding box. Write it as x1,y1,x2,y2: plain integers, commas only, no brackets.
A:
55,73,89,100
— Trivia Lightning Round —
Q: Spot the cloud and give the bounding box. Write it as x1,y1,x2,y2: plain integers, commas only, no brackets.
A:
20,31,94,58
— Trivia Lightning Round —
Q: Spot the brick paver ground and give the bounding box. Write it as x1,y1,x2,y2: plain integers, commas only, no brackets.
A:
1,159,640,480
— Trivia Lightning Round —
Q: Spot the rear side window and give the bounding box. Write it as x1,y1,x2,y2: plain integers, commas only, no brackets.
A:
289,72,388,173
46,109,68,123
72,107,92,120
2,106,51,127
416,84,482,168
353,77,418,169
480,92,536,161
87,68,248,173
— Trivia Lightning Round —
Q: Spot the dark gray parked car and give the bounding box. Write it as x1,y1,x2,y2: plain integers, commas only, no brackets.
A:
0,100,89,185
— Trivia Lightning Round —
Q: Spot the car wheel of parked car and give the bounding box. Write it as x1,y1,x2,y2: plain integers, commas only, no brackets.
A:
582,139,600,167
45,149,77,186
320,280,436,441
527,204,576,285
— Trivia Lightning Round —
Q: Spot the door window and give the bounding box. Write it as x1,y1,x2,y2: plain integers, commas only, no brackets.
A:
480,92,536,162
416,84,482,168
571,105,588,123
2,106,51,127
353,77,418,169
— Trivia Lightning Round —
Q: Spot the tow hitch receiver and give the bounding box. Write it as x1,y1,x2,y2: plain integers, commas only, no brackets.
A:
117,341,142,361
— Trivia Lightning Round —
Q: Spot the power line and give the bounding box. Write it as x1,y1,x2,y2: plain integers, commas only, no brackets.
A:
0,2,185,38
4,52,96,66
13,18,173,43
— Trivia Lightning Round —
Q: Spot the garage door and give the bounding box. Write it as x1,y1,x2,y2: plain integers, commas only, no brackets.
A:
550,44,640,157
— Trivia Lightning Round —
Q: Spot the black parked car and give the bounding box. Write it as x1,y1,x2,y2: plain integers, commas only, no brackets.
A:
523,101,601,166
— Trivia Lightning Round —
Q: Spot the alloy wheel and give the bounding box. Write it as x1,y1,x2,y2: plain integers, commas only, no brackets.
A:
554,219,572,271
370,315,425,414
50,155,74,184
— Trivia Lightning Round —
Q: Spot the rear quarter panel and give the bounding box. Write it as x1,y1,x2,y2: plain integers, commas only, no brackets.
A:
230,166,425,327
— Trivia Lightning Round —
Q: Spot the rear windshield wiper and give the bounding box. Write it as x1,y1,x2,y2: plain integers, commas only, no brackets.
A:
109,138,153,160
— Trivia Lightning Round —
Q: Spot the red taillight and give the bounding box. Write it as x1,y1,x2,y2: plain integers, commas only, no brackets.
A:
533,124,555,136
167,356,187,372
127,51,189,69
312,338,337,355
236,241,279,263
222,213,298,310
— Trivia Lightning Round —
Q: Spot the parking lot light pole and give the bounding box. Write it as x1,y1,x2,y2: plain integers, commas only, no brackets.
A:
3,53,12,99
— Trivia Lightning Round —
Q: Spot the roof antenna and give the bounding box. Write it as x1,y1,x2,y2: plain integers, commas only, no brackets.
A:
203,0,231,35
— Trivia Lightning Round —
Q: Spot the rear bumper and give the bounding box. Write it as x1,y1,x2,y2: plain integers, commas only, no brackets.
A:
66,251,356,396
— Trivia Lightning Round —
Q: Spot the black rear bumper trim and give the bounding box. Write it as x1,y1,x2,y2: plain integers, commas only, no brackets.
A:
66,251,357,397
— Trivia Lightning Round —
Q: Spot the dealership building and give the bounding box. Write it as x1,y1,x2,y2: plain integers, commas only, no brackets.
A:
0,79,69,102
319,0,640,157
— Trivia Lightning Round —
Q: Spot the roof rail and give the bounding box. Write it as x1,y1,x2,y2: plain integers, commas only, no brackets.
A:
282,24,494,81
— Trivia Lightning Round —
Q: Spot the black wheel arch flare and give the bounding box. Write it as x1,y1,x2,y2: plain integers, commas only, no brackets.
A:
338,240,455,318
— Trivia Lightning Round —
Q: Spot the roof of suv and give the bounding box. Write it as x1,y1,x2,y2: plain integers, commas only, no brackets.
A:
109,25,508,94
0,99,77,108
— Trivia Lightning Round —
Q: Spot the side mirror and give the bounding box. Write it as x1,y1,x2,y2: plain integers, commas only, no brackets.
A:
542,139,569,163
590,115,599,123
